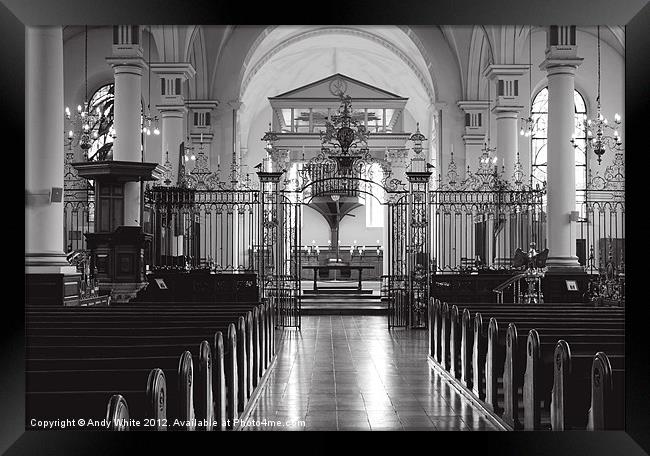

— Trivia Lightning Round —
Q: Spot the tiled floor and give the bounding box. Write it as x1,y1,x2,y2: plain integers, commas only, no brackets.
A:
243,315,498,431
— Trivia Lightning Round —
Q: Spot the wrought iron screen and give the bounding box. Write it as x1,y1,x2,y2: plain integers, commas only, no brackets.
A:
578,153,625,304
143,186,261,271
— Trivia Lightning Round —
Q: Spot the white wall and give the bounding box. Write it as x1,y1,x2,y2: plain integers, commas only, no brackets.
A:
301,206,332,246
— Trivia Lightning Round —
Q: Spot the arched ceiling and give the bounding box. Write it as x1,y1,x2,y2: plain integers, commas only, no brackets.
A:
238,26,437,150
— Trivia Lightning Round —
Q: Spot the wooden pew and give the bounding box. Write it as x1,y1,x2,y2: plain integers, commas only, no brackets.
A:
91,299,277,371
549,342,625,430
470,309,623,410
432,302,622,389
26,335,224,430
437,304,623,400
26,319,242,426
29,300,273,398
502,322,623,429
26,299,277,431
428,298,441,362
480,313,623,416
427,300,625,431
588,351,625,430
26,355,185,431
26,311,245,429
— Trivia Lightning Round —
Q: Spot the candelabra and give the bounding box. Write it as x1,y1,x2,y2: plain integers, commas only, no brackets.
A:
571,26,623,165
64,26,103,154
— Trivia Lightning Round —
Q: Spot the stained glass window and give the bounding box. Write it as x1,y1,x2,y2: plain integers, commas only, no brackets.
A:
87,84,115,161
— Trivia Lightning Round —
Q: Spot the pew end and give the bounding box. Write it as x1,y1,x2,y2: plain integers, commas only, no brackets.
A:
197,341,214,430
523,329,541,430
213,331,227,431
106,394,130,431
145,368,167,430
589,352,625,430
177,350,196,430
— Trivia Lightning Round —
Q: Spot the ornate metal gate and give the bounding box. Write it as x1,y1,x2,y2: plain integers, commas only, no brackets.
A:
387,191,409,328
258,171,301,329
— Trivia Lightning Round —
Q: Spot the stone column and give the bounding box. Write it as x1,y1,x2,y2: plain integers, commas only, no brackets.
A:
25,26,76,274
152,63,196,185
106,29,147,226
457,100,489,171
540,27,583,271
484,65,528,179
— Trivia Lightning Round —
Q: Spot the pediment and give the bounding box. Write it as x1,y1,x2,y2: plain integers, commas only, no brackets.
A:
270,73,407,100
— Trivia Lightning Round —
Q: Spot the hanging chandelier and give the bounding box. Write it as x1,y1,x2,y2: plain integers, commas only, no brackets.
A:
481,81,499,169
320,95,369,156
318,95,370,177
65,25,101,152
141,26,160,137
571,26,622,164
520,26,536,138
183,133,197,163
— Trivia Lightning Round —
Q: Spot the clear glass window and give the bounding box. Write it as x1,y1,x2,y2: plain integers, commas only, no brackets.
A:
530,87,587,212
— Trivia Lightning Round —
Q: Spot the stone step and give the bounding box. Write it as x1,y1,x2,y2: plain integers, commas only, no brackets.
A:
301,294,379,300
301,306,388,316
303,288,375,295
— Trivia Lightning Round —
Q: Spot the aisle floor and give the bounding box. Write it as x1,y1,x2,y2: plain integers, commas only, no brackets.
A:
243,316,498,431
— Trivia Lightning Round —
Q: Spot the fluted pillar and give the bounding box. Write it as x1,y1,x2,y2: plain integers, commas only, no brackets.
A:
25,26,75,273
540,26,583,271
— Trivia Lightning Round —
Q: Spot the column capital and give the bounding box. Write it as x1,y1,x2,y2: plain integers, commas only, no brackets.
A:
462,133,486,146
106,55,147,73
491,105,525,116
484,65,529,109
111,25,144,58
152,63,195,106
186,100,219,136
539,58,584,74
157,105,188,116
457,100,489,136
457,100,490,112
150,62,196,80
189,132,214,143
483,64,529,80
186,99,220,111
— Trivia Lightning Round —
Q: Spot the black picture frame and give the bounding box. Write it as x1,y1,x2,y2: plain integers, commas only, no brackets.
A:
10,0,649,453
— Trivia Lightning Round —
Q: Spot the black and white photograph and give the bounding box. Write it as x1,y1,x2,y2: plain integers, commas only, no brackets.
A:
8,0,650,452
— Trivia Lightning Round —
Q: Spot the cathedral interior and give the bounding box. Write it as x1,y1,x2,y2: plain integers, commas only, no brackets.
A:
20,22,636,439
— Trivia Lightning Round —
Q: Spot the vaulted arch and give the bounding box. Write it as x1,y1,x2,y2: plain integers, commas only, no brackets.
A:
467,26,494,100
185,26,209,99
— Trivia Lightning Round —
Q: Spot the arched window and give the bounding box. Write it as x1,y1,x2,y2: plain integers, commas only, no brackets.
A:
530,87,587,210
